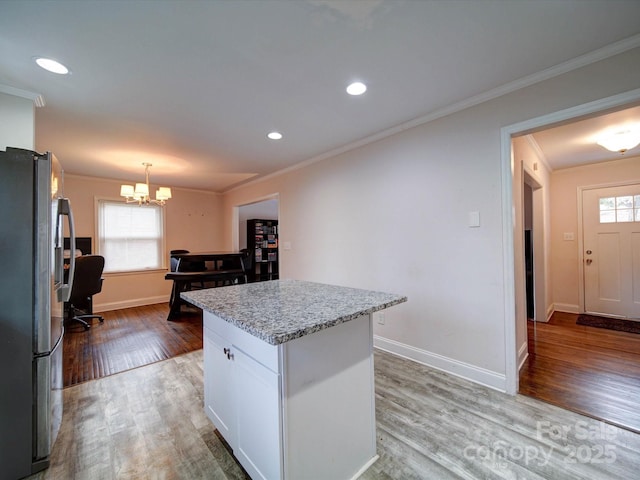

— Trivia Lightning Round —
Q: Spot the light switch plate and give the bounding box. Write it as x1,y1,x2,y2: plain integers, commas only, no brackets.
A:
468,211,480,228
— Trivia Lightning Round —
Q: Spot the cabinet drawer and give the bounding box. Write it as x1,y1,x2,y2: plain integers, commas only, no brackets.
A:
204,311,280,372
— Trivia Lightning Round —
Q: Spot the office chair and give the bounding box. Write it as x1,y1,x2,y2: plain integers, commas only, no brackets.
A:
67,255,105,330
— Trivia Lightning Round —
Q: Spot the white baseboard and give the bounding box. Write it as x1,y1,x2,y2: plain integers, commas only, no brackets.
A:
350,455,379,480
553,303,580,314
546,304,555,322
517,342,529,371
94,295,168,312
373,335,506,392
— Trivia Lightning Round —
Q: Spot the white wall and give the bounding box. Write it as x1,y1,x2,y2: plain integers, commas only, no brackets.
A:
550,154,640,312
221,47,640,392
0,92,34,150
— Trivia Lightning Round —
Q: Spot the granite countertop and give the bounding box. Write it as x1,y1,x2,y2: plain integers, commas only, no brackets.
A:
181,279,407,345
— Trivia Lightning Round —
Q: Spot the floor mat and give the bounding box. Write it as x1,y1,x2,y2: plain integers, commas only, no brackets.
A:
576,314,640,334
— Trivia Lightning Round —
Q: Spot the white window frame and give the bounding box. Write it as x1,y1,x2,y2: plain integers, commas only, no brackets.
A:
95,197,167,274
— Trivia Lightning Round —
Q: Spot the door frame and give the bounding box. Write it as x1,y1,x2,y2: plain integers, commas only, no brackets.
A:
231,193,280,251
523,165,543,322
501,87,640,395
578,181,640,315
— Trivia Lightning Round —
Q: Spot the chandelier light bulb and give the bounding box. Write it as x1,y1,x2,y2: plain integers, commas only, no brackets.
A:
120,163,172,205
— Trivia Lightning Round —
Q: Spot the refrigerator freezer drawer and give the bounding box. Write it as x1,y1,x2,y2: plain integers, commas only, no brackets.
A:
33,327,64,469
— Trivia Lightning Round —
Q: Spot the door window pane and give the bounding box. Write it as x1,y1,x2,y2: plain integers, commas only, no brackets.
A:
617,209,634,222
600,197,616,210
600,210,616,223
599,195,640,223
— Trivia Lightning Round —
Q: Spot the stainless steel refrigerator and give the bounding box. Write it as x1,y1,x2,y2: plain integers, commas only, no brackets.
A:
0,147,75,479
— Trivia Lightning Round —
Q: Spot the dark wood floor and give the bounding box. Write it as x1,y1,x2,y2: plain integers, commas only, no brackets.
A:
63,302,203,387
519,311,640,433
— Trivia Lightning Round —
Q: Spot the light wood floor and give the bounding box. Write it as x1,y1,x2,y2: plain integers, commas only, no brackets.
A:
519,312,640,434
28,346,640,479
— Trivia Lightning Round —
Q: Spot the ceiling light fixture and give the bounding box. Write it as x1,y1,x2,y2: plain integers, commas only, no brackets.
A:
267,131,283,140
34,57,70,75
120,163,172,206
346,82,367,96
596,129,640,154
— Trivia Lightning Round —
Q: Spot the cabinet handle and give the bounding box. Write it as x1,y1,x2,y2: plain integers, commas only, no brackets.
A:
223,347,233,360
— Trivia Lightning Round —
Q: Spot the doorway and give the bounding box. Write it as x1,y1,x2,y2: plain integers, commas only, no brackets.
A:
504,91,640,435
523,170,543,322
234,196,280,281
502,88,640,395
236,198,279,250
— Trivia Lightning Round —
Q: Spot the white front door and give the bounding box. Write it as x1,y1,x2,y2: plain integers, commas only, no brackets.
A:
582,185,640,318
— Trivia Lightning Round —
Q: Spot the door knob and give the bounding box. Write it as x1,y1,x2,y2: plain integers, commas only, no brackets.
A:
586,250,592,255
586,259,593,265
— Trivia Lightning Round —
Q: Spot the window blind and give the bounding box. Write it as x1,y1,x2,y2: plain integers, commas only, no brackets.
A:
97,200,165,273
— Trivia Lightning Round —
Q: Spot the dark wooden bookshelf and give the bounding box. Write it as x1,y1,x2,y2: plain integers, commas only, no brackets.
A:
247,219,278,282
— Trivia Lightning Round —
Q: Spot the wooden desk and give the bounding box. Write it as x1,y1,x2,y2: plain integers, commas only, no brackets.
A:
166,251,246,320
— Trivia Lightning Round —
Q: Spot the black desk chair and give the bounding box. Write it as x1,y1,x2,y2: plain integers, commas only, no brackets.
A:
67,255,105,330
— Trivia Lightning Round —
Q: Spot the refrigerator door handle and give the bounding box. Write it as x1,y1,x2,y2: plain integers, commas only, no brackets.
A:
57,198,76,302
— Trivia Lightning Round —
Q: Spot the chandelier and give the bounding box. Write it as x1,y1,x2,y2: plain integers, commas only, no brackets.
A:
120,162,172,206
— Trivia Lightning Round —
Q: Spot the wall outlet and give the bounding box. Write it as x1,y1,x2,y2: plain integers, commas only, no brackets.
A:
377,312,385,325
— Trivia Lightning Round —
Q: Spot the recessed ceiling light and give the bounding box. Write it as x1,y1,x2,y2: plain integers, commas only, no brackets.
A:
346,82,367,96
267,131,283,140
34,57,70,75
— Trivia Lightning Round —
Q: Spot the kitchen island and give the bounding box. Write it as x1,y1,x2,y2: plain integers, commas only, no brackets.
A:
181,279,407,480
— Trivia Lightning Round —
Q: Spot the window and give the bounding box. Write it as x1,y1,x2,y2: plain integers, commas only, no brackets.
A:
599,195,640,223
97,199,165,273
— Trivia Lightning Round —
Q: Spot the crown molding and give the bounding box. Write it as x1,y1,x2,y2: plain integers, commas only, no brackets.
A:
524,135,553,173
0,83,45,107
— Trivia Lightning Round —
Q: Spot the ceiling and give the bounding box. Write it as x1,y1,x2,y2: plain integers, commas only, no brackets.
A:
1,1,640,192
528,105,640,170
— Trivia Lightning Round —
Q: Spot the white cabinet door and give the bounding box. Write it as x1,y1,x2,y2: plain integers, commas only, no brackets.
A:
203,327,236,446
233,347,282,480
